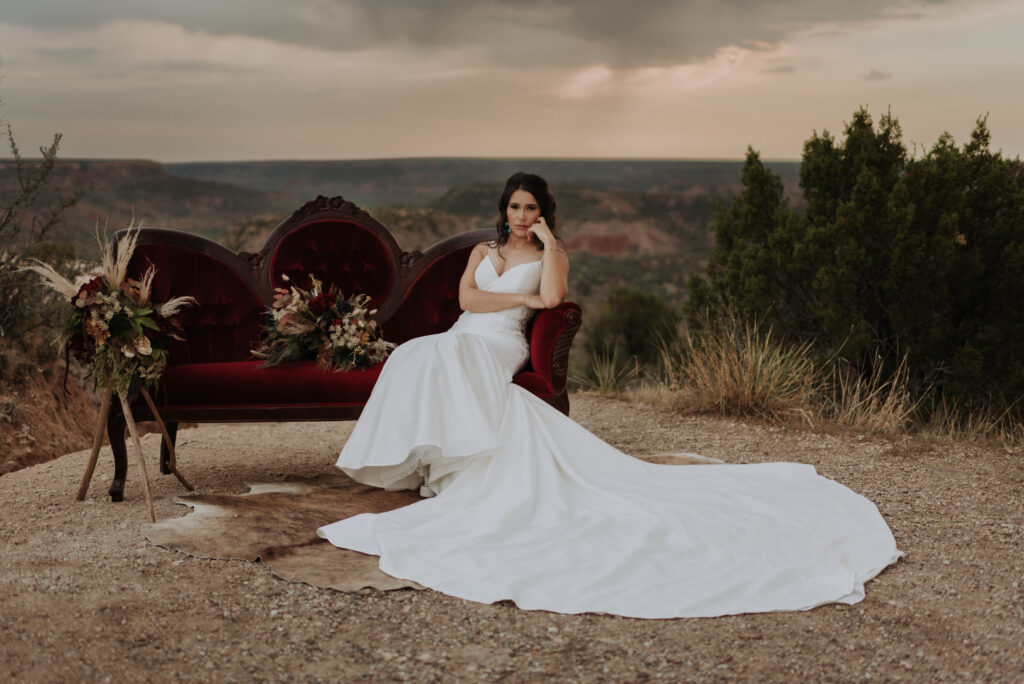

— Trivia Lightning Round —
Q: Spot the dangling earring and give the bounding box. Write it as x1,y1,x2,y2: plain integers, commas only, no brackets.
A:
504,221,510,235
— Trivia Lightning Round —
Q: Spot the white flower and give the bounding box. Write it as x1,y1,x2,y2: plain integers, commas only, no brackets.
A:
133,336,153,356
88,311,109,330
121,345,136,358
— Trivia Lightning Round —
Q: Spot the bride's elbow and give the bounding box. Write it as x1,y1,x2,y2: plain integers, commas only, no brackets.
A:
540,293,565,309
458,287,475,311
460,295,486,313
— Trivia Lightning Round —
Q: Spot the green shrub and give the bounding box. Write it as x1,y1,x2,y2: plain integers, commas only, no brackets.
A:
583,286,678,368
687,108,1024,411
570,347,640,395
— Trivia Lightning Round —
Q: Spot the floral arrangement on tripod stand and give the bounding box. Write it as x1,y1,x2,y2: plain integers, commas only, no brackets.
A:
25,228,196,521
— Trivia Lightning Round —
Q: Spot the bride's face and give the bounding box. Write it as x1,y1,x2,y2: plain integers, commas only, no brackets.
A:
506,189,542,238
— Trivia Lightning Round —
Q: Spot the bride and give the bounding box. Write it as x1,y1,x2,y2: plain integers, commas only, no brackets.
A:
318,172,901,619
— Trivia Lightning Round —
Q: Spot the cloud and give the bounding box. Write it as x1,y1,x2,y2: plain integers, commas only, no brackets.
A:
1,0,954,69
556,66,609,99
8,0,1018,163
553,42,803,101
863,68,893,80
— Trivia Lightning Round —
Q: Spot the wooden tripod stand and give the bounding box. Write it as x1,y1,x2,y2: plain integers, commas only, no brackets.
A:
77,387,193,522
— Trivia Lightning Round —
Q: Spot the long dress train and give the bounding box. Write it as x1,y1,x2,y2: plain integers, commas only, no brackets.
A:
318,255,902,619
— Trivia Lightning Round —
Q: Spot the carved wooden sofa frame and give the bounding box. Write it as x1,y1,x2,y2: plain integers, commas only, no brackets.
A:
105,196,582,502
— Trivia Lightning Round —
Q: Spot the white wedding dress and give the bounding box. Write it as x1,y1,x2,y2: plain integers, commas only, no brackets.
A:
318,254,902,618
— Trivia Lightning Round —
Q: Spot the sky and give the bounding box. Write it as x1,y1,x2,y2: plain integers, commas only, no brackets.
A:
0,0,1022,162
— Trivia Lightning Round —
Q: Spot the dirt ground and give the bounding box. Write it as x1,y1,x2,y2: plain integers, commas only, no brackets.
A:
2,392,1022,682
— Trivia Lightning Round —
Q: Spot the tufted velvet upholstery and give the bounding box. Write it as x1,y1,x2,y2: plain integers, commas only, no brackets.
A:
154,360,383,407
512,303,582,397
130,243,264,364
269,220,396,309
523,303,581,389
383,247,473,344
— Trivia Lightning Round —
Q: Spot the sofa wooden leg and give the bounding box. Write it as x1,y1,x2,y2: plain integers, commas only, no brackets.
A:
557,390,570,416
159,422,178,475
545,390,570,416
106,400,128,502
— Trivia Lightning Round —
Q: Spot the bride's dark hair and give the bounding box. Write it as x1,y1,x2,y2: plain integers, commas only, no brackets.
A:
494,172,557,250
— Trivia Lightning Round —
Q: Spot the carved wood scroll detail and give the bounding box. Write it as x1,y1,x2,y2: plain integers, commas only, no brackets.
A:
399,250,423,271
290,195,368,222
550,308,582,381
238,251,265,271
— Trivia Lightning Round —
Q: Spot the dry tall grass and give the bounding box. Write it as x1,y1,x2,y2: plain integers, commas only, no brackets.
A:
822,355,918,433
577,311,1023,443
610,314,1020,443
922,396,1024,444
655,319,821,422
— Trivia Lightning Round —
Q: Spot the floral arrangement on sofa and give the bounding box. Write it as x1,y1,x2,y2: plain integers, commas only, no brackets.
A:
252,274,394,371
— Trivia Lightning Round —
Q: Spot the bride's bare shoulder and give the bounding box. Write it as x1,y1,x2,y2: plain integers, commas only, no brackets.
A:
466,242,489,266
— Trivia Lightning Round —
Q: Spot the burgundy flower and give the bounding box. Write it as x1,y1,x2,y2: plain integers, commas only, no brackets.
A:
308,292,337,316
74,276,104,302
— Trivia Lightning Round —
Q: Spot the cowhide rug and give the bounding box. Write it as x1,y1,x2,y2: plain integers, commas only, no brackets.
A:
143,452,721,593
143,472,424,592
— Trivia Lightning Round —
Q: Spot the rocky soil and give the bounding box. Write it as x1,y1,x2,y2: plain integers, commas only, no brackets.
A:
2,392,1022,682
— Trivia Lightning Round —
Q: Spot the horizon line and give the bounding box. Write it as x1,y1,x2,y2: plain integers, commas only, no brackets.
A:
2,154,804,165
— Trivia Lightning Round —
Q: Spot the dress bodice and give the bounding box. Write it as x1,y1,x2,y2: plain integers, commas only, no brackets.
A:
474,253,543,294
447,255,542,338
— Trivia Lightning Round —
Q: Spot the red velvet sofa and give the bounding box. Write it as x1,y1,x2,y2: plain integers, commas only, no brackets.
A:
105,195,582,502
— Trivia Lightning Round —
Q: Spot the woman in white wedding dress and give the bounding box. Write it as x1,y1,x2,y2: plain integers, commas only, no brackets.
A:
318,172,901,619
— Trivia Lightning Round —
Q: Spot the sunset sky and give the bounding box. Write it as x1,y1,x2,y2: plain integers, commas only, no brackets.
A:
1,0,1021,162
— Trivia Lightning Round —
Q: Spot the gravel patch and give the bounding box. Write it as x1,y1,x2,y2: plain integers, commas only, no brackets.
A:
2,392,1021,682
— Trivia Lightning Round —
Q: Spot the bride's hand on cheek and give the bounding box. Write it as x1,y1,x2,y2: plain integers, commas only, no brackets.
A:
527,218,555,248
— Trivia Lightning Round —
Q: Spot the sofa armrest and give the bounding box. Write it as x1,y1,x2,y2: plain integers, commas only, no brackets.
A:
525,302,582,396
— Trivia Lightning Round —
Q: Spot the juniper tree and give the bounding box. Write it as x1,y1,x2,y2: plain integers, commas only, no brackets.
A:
687,108,1024,408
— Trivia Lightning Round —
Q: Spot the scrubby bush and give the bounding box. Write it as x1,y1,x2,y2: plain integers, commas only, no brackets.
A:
570,347,639,395
0,102,81,360
582,285,678,368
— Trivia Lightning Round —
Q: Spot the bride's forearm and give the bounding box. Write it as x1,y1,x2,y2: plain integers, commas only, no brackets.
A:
537,244,569,308
459,288,529,313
